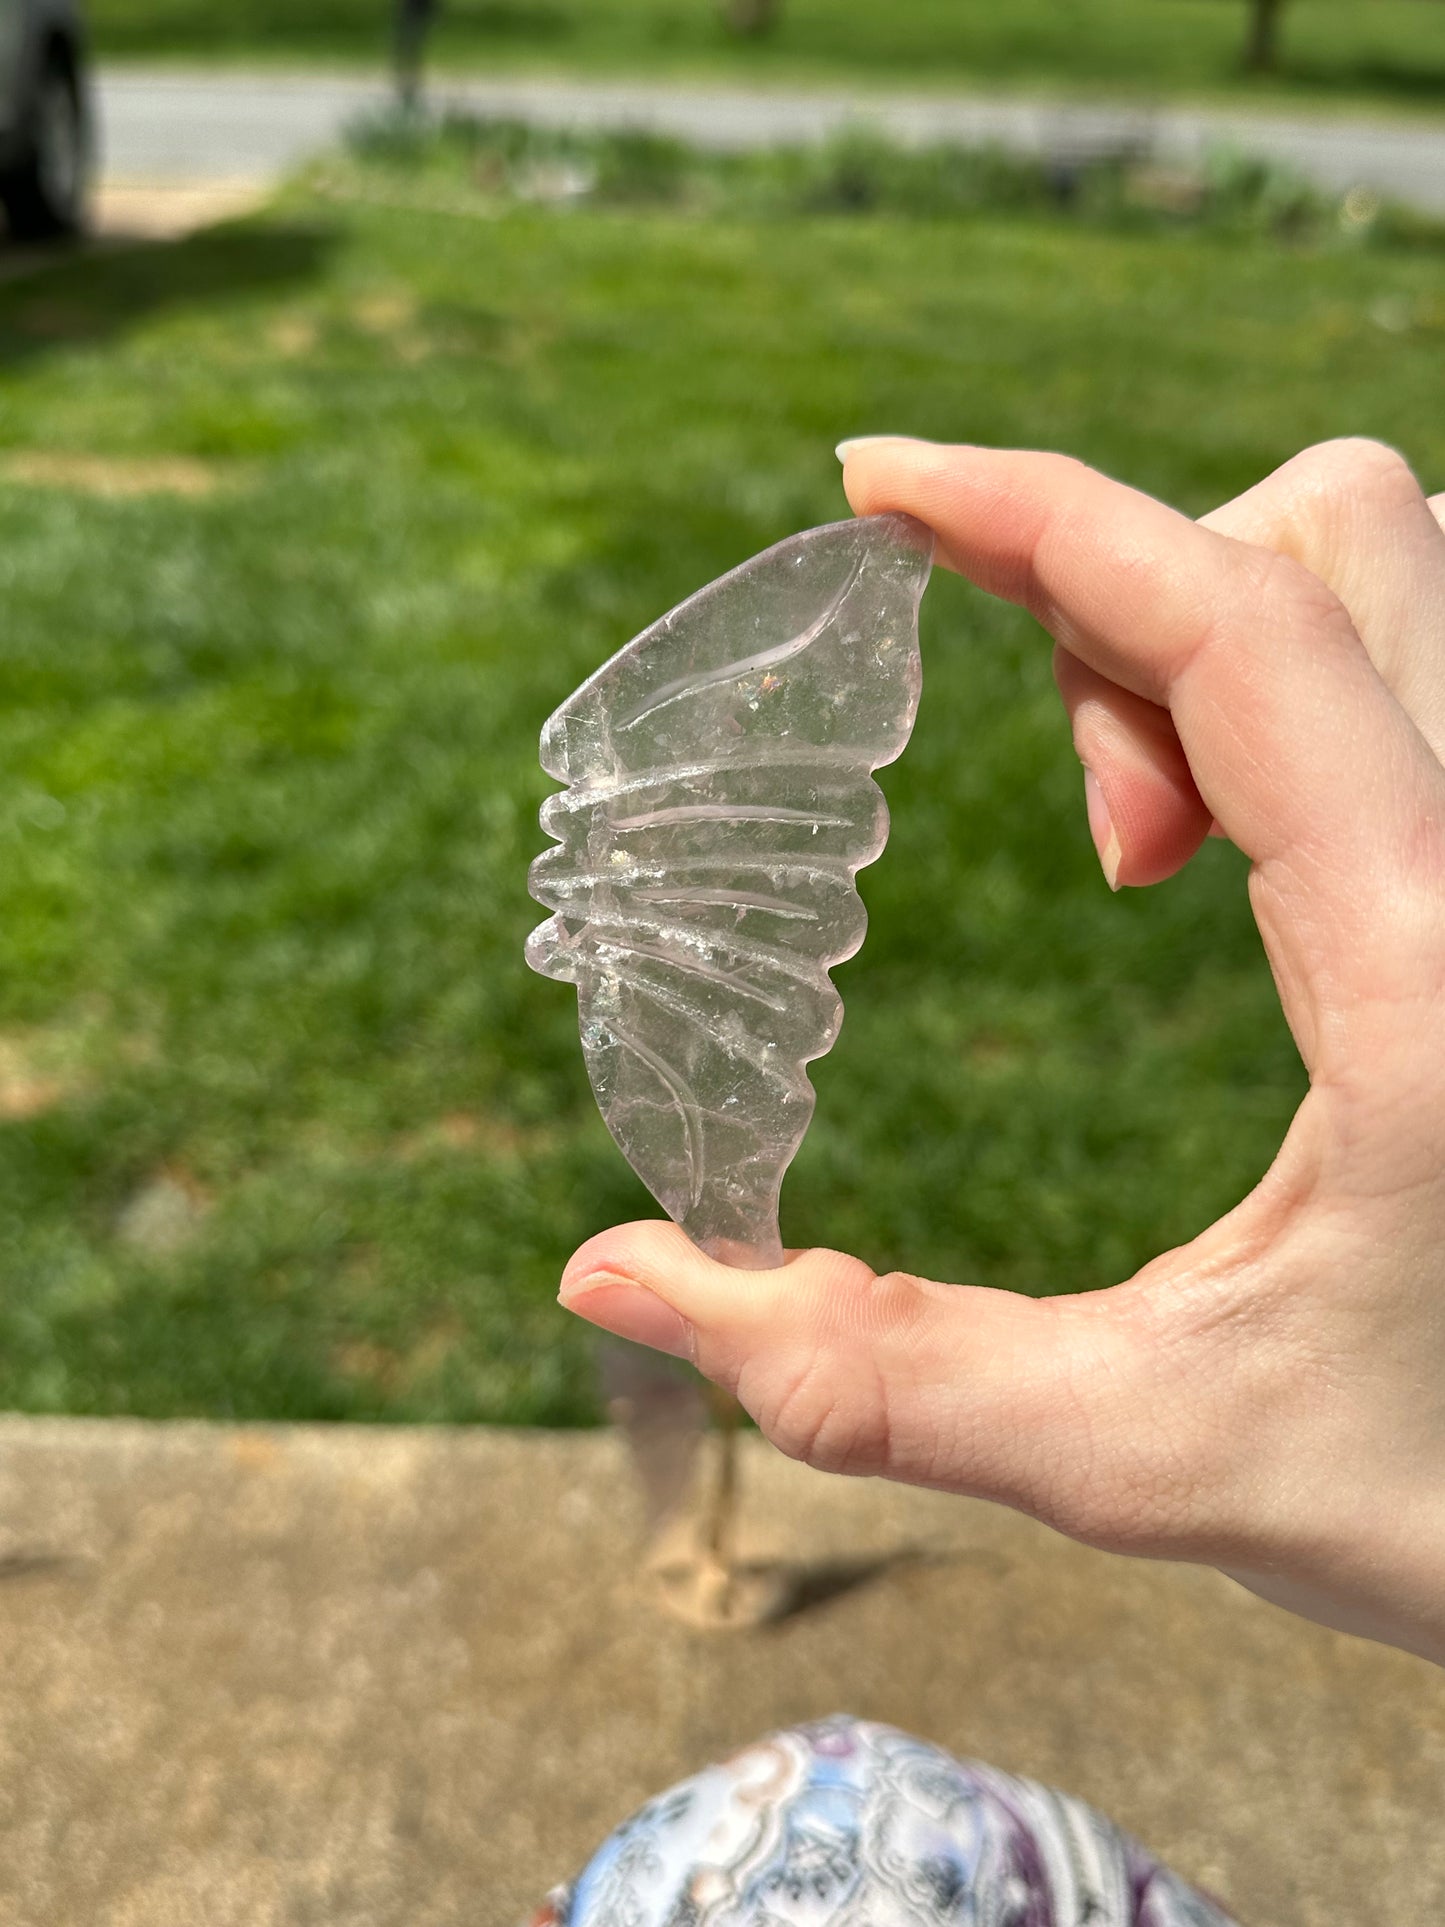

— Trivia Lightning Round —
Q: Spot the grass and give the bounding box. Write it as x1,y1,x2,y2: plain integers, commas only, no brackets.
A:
0,125,1442,1424
86,0,1445,113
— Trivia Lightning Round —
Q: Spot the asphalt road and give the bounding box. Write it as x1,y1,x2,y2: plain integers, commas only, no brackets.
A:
97,68,1445,213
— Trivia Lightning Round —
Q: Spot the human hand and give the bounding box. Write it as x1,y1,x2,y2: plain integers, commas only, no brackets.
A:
558,436,1445,1665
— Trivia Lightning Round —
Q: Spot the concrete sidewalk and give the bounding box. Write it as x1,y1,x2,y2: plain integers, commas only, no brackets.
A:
0,1416,1440,1925
96,68,1445,214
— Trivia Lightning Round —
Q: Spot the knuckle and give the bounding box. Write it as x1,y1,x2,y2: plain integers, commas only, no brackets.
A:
1244,543,1350,636
754,1350,895,1480
1038,451,1092,495
858,1268,931,1337
1280,436,1421,526
1292,435,1416,495
802,1260,932,1345
727,1261,940,1482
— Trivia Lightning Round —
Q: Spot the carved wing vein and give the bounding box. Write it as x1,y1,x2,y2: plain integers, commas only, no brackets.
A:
579,907,830,985
543,745,866,817
610,972,814,1097
541,855,859,900
608,803,853,833
604,1018,704,1210
630,886,819,924
591,936,790,1014
611,554,864,732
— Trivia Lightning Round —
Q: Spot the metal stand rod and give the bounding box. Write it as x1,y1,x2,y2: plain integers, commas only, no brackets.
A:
702,1382,742,1572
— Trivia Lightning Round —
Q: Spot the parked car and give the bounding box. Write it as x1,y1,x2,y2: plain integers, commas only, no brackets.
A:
0,0,91,238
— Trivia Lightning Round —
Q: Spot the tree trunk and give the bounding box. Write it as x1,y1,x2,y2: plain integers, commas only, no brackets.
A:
1243,0,1286,73
394,0,439,107
722,0,782,37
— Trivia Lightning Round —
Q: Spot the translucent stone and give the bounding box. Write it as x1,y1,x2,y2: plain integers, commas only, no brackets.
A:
526,512,933,1270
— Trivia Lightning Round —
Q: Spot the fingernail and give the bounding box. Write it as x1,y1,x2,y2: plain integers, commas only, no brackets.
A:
835,435,906,463
1083,767,1122,891
558,1273,696,1361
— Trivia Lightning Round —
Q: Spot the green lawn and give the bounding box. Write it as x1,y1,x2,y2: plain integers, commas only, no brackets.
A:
89,0,1445,112
0,133,1441,1424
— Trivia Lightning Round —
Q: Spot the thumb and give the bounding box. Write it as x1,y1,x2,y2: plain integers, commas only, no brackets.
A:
559,1221,1201,1550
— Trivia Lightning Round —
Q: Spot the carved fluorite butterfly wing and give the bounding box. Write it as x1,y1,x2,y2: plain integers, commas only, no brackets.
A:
526,512,933,1268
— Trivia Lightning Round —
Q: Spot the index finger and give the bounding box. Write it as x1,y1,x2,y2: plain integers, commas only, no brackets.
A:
842,438,1445,923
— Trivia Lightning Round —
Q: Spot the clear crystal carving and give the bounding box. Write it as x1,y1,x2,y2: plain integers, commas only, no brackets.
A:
526,512,933,1270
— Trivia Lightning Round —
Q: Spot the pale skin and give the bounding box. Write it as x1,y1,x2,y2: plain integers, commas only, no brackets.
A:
559,434,1445,1668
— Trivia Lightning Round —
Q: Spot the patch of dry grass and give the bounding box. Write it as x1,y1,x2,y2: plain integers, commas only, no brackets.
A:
0,1034,74,1120
0,451,234,499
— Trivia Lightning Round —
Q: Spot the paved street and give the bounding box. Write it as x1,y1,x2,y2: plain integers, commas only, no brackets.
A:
97,67,1445,212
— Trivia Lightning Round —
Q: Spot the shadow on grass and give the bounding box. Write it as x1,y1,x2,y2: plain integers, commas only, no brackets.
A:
94,2,574,60
442,1,573,38
1264,57,1445,104
0,222,337,369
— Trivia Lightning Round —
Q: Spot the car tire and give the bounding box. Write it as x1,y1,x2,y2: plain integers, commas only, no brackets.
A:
0,47,90,242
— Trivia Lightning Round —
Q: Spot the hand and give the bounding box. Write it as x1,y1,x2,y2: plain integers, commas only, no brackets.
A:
558,436,1445,1666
